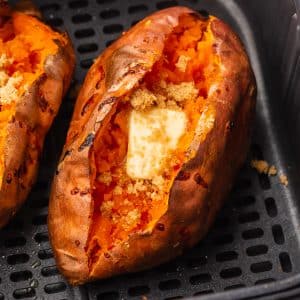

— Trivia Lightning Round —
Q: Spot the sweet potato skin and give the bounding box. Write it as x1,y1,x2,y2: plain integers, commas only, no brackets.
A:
0,2,75,228
48,6,256,285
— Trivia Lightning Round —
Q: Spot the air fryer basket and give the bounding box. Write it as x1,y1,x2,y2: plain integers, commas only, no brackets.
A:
1,0,300,299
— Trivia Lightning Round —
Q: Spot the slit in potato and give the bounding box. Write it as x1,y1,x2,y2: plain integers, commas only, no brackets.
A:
87,14,220,268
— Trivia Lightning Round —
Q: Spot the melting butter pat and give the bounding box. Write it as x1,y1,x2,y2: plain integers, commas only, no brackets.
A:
126,108,187,179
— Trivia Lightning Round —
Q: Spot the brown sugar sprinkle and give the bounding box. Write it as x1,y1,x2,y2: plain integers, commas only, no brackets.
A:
129,88,156,111
164,82,198,103
251,159,288,186
97,172,112,185
279,174,288,186
113,185,123,195
251,160,269,174
129,81,198,111
251,159,278,176
100,201,113,216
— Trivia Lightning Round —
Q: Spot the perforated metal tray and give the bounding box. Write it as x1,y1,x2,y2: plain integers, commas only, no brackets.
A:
1,0,300,299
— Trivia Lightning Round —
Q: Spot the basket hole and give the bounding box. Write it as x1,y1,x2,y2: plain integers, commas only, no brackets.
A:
34,232,49,243
40,4,61,11
80,59,94,69
220,267,242,279
187,256,207,269
251,261,272,273
251,144,263,159
4,219,23,230
156,0,178,9
32,214,47,226
157,261,179,273
78,43,98,53
234,196,255,207
38,249,54,260
97,292,119,300
44,282,67,294
69,0,88,9
41,266,59,277
272,224,285,244
224,284,245,290
4,236,26,248
242,228,264,240
255,278,275,285
97,0,116,3
279,252,292,272
100,9,120,19
238,211,259,224
13,287,35,299
72,14,92,24
128,5,148,14
214,217,230,228
10,270,32,282
265,197,278,217
193,290,213,296
159,279,181,291
233,178,251,191
213,234,234,245
216,251,238,262
247,245,268,256
259,174,271,190
7,253,29,265
46,18,63,27
103,24,123,34
190,273,212,285
128,285,150,296
75,28,95,38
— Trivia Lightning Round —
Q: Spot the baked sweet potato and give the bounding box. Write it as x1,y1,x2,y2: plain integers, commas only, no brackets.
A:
48,6,256,284
0,1,75,228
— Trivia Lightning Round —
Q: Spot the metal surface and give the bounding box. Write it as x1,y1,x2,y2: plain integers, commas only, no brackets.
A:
1,0,300,299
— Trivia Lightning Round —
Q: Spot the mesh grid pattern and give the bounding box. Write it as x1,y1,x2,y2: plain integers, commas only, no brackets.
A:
0,0,299,299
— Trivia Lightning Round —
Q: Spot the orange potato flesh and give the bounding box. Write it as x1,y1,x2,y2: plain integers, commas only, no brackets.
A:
0,12,67,91
87,14,221,264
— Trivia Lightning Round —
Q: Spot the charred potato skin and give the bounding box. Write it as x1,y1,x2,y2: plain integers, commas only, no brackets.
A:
48,7,256,285
0,3,75,228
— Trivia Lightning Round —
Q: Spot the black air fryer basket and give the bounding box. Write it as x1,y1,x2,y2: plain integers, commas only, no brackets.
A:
1,0,300,299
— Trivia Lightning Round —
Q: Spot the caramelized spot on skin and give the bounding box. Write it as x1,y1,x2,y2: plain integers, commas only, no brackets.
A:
194,173,208,188
156,223,165,231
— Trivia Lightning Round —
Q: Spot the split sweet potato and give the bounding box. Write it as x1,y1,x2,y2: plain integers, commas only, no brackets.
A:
0,1,75,228
48,6,256,284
